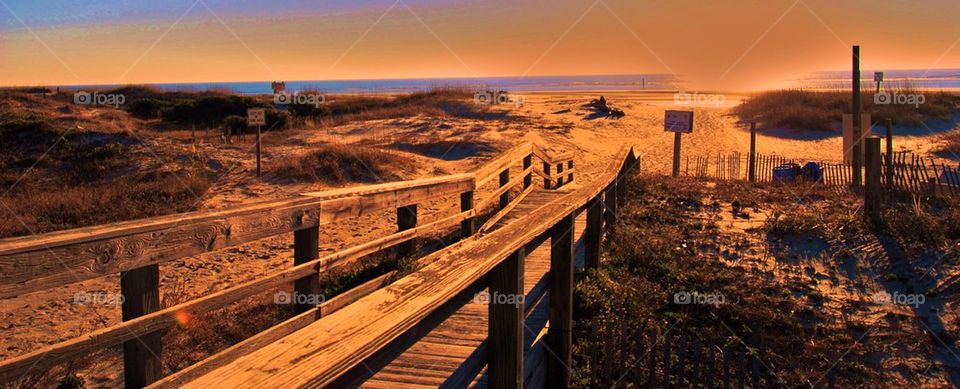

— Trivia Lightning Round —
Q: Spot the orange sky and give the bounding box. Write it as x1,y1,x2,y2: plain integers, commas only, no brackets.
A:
1,0,959,90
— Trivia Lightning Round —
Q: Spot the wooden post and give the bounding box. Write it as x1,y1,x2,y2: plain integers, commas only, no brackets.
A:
256,125,262,177
865,137,882,225
748,122,757,183
293,225,320,314
460,191,475,238
604,182,618,236
121,264,162,389
567,160,574,183
673,132,682,177
852,45,863,187
499,169,510,209
556,163,564,187
543,161,552,189
885,118,893,187
584,195,603,269
397,205,418,258
523,155,532,189
548,213,574,388
488,248,525,389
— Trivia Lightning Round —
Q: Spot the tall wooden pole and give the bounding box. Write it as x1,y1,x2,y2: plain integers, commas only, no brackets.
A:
865,137,882,225
852,45,863,187
748,122,757,183
885,118,894,187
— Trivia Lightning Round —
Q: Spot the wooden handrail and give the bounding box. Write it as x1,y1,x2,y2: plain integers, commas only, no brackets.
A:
176,146,638,388
0,140,563,384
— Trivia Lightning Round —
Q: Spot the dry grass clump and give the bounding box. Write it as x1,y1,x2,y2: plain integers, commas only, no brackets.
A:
940,131,960,157
734,89,960,131
0,97,211,238
321,88,513,126
271,144,411,184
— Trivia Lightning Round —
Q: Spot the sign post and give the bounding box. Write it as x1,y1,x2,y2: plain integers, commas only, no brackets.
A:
665,110,694,177
874,71,884,93
248,108,267,177
852,45,862,187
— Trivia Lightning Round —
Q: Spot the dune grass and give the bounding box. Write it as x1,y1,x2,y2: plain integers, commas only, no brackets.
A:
270,144,411,184
734,89,960,131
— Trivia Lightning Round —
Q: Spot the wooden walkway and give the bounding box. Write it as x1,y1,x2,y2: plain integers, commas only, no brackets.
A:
361,188,588,388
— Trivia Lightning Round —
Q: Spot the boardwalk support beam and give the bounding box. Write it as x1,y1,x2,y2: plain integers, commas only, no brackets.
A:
584,195,603,269
604,182,618,236
548,213,575,388
460,191,475,238
397,205,418,258
543,162,551,189
294,225,320,314
121,264,162,389
499,169,511,209
488,248,525,389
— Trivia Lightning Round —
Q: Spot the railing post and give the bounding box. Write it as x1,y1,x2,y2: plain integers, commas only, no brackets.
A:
548,213,574,388
499,169,510,209
604,182,618,236
885,118,894,187
556,163,564,187
585,195,603,269
397,204,418,258
865,137,882,225
460,191,475,238
294,225,320,314
523,155,532,189
567,160,574,183
543,161,552,189
488,247,525,389
121,264,162,388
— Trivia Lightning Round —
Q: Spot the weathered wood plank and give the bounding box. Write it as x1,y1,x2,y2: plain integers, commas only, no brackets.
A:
176,146,634,388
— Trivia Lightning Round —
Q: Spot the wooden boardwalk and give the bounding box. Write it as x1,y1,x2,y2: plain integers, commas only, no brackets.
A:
361,188,588,388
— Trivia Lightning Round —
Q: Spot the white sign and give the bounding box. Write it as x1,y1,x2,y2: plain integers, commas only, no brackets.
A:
874,72,884,82
664,110,694,133
247,108,266,126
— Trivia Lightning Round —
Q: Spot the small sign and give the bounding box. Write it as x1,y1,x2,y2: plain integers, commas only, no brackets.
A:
664,110,694,133
874,72,884,82
247,108,266,126
271,81,286,94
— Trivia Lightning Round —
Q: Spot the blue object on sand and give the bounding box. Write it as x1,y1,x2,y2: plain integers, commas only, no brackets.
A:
801,162,823,182
773,164,799,183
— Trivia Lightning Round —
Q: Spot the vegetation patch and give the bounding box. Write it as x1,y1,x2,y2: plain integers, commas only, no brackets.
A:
270,144,411,184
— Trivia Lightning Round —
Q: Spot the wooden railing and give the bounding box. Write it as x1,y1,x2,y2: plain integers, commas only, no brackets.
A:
159,145,639,389
0,141,578,388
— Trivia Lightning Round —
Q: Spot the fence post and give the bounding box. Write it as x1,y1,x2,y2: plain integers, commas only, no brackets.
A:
460,191,475,238
397,205,418,258
585,195,603,269
865,137,882,225
567,160,574,183
543,161,552,189
548,213,575,388
293,225,320,314
488,247,525,389
749,122,757,183
851,45,863,188
121,265,162,388
523,154,532,189
885,118,893,187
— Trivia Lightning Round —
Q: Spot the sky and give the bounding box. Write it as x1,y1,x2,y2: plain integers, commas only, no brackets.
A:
1,0,959,90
